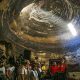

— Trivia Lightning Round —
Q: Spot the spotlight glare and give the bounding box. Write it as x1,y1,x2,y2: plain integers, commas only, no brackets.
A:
68,23,77,36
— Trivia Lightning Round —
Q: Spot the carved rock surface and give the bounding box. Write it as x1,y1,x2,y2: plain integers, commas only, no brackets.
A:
0,0,80,53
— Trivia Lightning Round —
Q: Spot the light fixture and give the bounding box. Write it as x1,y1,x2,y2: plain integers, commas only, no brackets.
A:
68,23,78,36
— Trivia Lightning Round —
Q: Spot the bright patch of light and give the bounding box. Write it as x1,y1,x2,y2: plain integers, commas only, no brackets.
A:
68,23,77,36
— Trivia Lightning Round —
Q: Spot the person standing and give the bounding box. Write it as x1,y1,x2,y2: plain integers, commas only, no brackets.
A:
6,64,15,80
30,64,39,80
0,61,6,80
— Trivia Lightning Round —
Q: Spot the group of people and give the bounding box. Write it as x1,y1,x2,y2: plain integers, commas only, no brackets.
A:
0,55,68,80
0,58,46,80
49,59,67,80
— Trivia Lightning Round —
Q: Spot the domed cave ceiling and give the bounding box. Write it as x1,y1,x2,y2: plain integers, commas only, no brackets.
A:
0,0,80,53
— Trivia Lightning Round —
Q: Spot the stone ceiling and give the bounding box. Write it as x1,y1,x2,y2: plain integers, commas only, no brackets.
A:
0,0,80,53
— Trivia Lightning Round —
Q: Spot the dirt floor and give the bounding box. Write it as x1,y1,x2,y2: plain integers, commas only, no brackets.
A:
68,72,80,80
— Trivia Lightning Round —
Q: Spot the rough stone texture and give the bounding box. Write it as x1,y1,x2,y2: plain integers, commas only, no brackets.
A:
0,0,80,53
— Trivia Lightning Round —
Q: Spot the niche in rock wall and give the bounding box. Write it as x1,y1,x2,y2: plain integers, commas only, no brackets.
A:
0,43,6,56
5,43,13,56
0,41,6,65
23,49,31,60
0,41,14,58
0,0,3,2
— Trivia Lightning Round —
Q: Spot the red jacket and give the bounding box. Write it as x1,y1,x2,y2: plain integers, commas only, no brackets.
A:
60,64,66,72
50,65,59,75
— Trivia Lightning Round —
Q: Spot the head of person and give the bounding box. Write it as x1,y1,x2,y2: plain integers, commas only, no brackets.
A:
0,61,4,67
53,62,57,66
61,58,65,64
23,59,30,67
32,64,38,70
